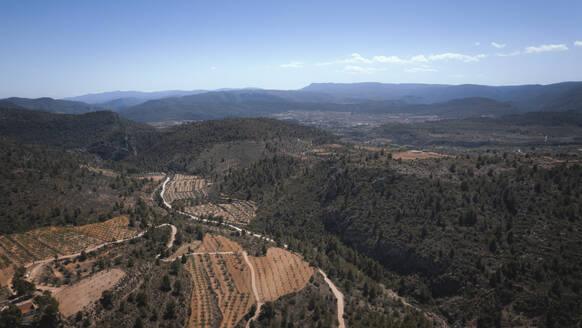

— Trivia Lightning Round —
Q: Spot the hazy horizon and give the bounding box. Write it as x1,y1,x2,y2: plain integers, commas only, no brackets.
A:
1,0,581,98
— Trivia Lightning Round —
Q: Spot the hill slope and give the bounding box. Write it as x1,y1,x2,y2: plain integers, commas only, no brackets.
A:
0,108,157,160
0,97,105,114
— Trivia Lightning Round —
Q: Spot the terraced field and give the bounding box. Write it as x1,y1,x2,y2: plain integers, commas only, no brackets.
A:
185,200,257,225
0,216,139,275
187,254,222,328
249,247,314,302
196,234,242,253
164,174,211,204
185,234,314,328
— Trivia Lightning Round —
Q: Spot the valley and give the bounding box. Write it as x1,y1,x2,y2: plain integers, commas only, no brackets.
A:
1,86,581,328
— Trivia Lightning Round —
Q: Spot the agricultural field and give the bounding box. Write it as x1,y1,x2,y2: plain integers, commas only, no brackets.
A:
164,174,211,204
249,247,313,302
186,253,253,328
185,234,314,328
54,268,126,316
185,200,257,225
0,216,139,285
76,216,138,242
196,234,242,253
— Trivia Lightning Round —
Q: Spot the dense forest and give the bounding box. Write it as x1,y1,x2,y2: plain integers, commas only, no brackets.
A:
218,150,582,326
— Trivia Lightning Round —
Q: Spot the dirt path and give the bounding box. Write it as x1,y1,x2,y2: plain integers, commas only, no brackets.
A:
156,223,177,249
149,173,167,202
161,176,173,209
243,251,262,328
318,269,345,328
386,289,449,327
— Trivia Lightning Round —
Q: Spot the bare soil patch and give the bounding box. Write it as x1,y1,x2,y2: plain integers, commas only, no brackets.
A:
54,268,125,317
392,150,447,160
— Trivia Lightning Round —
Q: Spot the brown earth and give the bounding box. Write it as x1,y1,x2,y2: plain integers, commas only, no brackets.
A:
392,150,447,160
186,234,313,328
0,216,139,287
249,247,313,302
54,268,125,317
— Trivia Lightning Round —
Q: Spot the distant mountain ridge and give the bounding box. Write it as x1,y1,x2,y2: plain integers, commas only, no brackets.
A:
3,82,581,122
0,97,105,114
63,90,208,104
302,81,582,110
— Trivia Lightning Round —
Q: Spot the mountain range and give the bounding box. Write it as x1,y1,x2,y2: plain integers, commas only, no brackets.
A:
1,82,581,122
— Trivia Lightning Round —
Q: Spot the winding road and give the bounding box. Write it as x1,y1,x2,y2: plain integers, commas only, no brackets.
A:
161,174,346,328
319,269,345,328
243,251,262,328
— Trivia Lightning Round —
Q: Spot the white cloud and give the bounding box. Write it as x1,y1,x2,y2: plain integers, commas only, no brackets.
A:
372,55,407,64
575,41,582,46
317,53,372,66
496,51,520,57
524,44,568,53
405,66,438,73
491,42,506,49
340,65,384,74
410,55,429,63
210,66,217,70
280,61,303,68
428,52,485,63
349,53,373,64
321,51,485,69
475,42,481,46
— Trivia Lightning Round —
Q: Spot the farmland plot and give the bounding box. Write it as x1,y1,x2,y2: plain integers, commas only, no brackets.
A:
164,174,211,204
186,252,253,328
209,253,254,328
0,216,139,273
28,227,101,255
75,216,138,242
196,234,242,253
185,200,257,225
250,248,313,302
186,254,222,328
185,234,314,328
54,268,125,316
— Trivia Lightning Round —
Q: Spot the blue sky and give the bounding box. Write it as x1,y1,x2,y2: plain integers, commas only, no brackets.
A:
1,0,581,98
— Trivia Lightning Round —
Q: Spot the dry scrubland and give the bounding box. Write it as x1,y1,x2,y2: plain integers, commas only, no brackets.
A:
0,216,138,286
185,234,313,328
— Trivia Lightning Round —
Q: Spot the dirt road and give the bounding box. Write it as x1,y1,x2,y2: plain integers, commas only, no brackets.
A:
160,176,173,209
318,269,345,328
243,251,262,328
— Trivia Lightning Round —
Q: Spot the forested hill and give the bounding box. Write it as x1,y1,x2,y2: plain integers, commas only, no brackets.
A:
0,108,336,171
0,107,157,160
0,97,105,114
217,149,582,326
121,117,337,172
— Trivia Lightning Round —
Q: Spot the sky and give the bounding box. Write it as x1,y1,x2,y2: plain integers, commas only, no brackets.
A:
0,0,581,98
